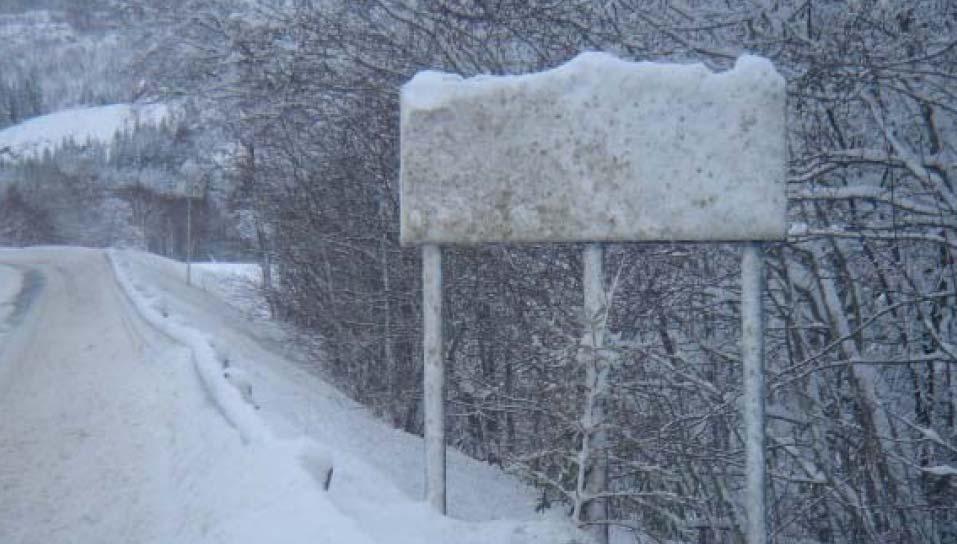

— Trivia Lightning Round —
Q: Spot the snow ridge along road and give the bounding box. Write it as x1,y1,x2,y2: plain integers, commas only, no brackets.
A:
0,248,586,544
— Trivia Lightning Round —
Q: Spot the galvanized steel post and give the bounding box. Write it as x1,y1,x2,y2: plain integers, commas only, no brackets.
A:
422,243,446,514
741,242,767,544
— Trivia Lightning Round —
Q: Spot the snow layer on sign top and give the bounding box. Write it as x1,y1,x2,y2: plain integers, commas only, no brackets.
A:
0,103,168,160
400,52,787,244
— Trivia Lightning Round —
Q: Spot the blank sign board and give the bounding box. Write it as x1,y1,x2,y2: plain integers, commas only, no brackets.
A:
399,53,786,245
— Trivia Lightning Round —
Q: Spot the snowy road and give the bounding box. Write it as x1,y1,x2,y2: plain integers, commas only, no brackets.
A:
0,249,370,544
0,248,581,544
0,249,186,542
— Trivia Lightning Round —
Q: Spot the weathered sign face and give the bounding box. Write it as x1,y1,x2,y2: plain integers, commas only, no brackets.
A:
399,53,786,245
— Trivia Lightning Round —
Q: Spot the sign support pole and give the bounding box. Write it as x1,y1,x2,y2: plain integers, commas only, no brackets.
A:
741,242,767,544
186,192,192,286
422,243,446,514
582,243,609,544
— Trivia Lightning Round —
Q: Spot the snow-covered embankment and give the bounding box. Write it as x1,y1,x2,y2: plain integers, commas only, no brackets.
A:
110,249,591,544
107,249,371,544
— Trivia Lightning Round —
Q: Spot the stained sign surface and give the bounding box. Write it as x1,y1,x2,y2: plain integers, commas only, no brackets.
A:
400,52,786,245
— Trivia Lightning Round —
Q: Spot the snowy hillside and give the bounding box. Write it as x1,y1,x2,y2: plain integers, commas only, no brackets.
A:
0,103,168,161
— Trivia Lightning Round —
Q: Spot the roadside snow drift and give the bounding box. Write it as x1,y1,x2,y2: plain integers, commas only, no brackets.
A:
400,52,787,244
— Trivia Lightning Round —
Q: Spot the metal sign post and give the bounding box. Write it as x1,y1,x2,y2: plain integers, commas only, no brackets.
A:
741,242,767,544
399,52,785,540
186,191,192,286
422,243,446,514
581,243,609,542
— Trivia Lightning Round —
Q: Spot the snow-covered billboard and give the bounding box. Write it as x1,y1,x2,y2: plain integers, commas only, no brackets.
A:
399,53,786,245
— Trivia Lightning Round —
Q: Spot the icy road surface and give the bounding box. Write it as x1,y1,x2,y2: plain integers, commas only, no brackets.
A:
0,248,582,544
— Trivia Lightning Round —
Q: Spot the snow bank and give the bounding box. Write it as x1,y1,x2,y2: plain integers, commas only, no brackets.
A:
107,250,340,493
0,264,24,357
191,263,269,318
119,250,269,318
922,465,957,477
0,103,168,160
113,249,593,543
111,249,271,443
0,264,22,325
193,262,262,284
400,52,787,244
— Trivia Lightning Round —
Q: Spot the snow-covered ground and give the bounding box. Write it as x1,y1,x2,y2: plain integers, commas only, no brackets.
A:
0,103,168,161
125,252,270,320
0,247,586,544
0,263,22,326
0,262,24,356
